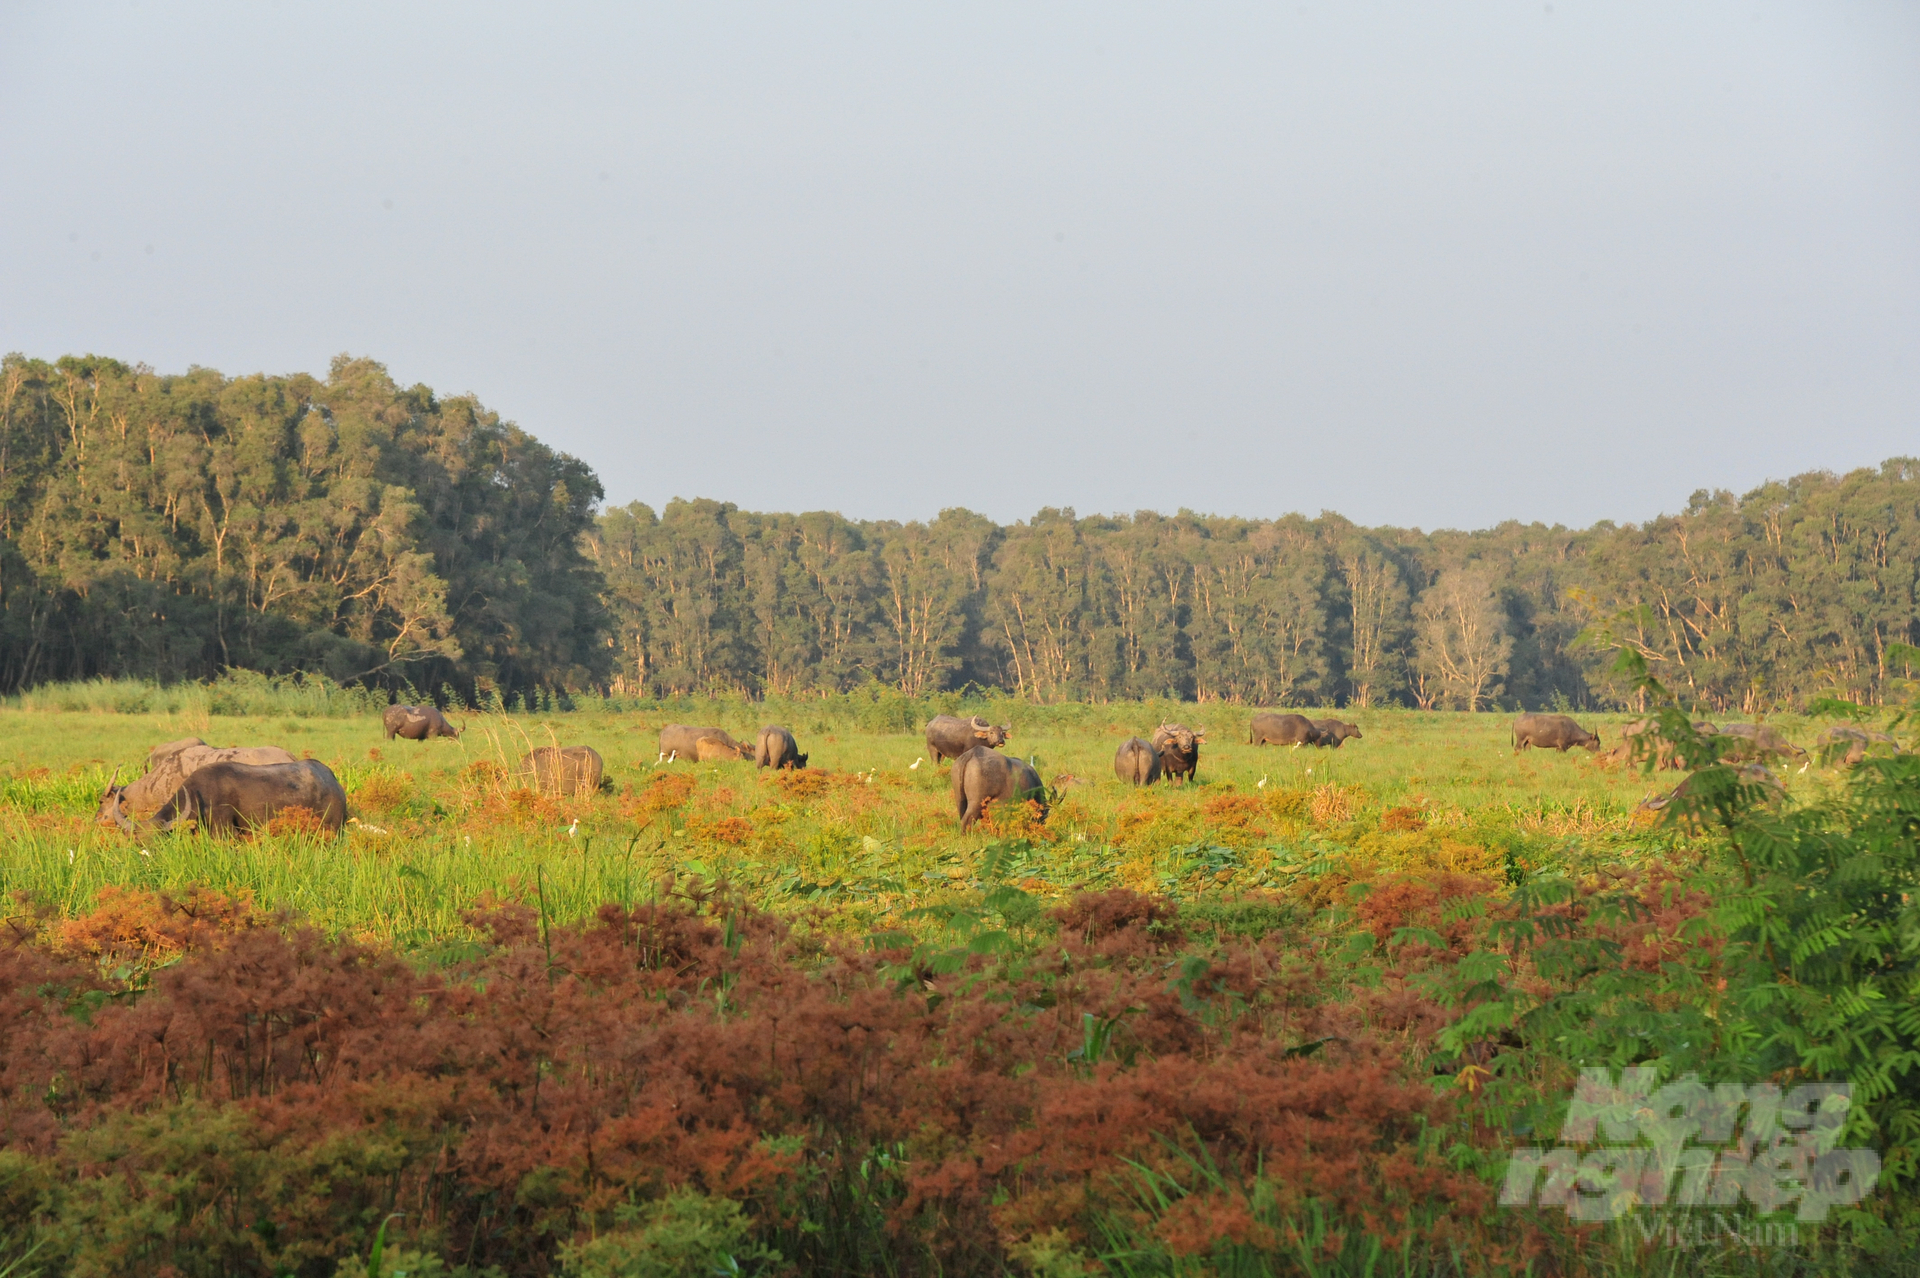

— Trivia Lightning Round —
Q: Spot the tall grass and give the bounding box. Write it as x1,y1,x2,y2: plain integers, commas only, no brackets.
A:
8,670,389,717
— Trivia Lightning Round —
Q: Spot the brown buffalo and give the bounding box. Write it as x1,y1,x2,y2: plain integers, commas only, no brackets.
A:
1815,725,1900,767
1311,719,1363,748
659,725,751,762
952,746,1047,832
1604,717,1721,769
1512,714,1601,753
98,741,299,825
384,704,459,740
518,746,606,794
1638,764,1784,818
122,760,348,836
1151,723,1205,783
925,715,1012,765
1716,723,1806,762
1249,712,1322,747
753,725,807,770
1114,736,1162,786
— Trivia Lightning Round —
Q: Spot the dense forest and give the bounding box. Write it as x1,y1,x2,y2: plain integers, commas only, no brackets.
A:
3,354,1916,711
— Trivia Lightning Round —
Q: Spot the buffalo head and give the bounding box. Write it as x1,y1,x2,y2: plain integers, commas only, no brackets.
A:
969,716,1012,747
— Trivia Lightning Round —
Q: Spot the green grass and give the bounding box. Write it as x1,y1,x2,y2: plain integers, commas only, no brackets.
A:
0,700,1842,950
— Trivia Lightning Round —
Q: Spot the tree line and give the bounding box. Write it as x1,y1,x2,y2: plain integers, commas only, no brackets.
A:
4,354,1916,710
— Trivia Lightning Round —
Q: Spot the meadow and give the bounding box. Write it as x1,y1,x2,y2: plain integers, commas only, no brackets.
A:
2,696,1718,949
0,686,1911,1278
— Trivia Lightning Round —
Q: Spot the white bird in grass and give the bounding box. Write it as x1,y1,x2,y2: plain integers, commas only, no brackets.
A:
1257,775,1268,789
567,818,579,839
910,757,924,770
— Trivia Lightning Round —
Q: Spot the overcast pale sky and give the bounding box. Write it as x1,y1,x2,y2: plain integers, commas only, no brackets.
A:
3,2,1915,530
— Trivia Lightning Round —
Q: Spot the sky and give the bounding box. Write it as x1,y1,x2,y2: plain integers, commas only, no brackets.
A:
2,2,1916,532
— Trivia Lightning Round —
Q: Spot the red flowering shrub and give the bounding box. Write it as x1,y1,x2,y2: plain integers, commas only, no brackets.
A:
0,888,1517,1276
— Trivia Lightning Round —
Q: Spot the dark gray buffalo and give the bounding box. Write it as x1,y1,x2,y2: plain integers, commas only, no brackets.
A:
118,760,348,835
659,725,752,762
98,742,298,825
953,746,1048,832
519,746,606,794
384,704,459,740
1311,719,1363,748
925,715,1012,766
1639,764,1785,818
1816,725,1901,767
753,725,807,770
1716,723,1806,762
1113,736,1162,786
1249,712,1322,747
1151,723,1204,783
1511,714,1601,754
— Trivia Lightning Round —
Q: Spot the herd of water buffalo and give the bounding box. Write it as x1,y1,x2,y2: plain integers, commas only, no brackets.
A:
88,703,1901,838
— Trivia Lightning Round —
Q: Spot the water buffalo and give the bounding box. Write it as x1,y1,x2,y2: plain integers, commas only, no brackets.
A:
123,760,348,836
518,745,606,794
384,704,459,740
925,715,1012,765
1311,719,1363,748
1249,712,1322,747
1638,764,1784,817
1113,736,1162,786
1151,723,1204,783
659,725,751,762
753,725,807,770
952,745,1047,832
1511,714,1601,754
98,742,299,825
1602,717,1721,769
1716,723,1806,762
1814,725,1901,767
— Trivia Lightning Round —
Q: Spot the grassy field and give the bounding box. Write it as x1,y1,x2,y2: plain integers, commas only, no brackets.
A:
1,693,1910,1276
0,700,1832,948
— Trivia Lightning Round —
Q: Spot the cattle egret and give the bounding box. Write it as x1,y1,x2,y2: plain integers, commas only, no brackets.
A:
1257,775,1268,789
910,757,924,770
568,819,579,839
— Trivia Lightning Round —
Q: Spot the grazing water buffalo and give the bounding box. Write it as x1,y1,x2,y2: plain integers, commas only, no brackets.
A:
1816,725,1901,767
753,725,807,770
659,725,751,762
1602,717,1721,770
384,704,459,740
1151,723,1204,783
952,746,1047,832
519,746,606,794
1311,719,1363,748
1249,712,1322,747
1638,764,1784,817
125,760,347,836
1113,736,1162,786
1716,723,1806,762
925,715,1012,765
98,741,299,825
1511,714,1601,753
